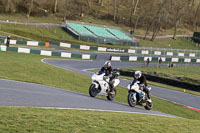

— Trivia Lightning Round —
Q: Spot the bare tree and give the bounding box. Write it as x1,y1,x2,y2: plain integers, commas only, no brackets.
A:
54,0,58,13
193,1,200,31
133,0,143,32
98,0,104,6
133,0,139,15
26,0,34,18
172,0,189,40
129,0,135,24
87,0,92,8
5,0,16,13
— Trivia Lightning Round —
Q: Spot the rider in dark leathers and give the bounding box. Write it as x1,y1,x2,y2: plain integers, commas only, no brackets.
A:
101,61,115,89
130,71,150,99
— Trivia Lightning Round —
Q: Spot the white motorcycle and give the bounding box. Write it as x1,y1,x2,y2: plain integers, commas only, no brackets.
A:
127,80,153,110
89,70,120,100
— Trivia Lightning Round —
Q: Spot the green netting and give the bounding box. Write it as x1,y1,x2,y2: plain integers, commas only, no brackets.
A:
48,41,60,46
52,51,61,57
90,54,97,59
7,47,18,52
30,49,41,54
71,44,80,49
173,52,178,56
137,57,144,61
184,53,189,57
90,46,98,51
191,59,197,63
166,58,172,62
38,42,45,46
152,57,158,61
16,40,27,45
178,58,184,62
120,56,129,61
161,51,166,56
136,50,141,54
71,53,82,58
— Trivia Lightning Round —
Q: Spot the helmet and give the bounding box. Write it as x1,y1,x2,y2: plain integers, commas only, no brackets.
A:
134,71,141,79
104,61,111,68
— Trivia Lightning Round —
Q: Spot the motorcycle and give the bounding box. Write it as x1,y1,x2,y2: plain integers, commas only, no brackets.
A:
89,70,120,100
127,80,153,110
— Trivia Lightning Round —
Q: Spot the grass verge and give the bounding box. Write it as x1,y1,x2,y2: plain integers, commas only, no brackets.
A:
0,51,200,120
0,106,200,133
122,65,200,85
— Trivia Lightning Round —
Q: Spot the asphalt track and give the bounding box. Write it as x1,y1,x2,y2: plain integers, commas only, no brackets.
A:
0,78,176,117
42,58,200,110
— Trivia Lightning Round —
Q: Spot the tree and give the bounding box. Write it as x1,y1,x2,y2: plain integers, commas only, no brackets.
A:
113,0,121,22
171,0,189,40
26,0,34,18
5,0,16,13
53,0,58,13
192,0,200,31
87,0,92,9
98,0,104,6
129,0,135,24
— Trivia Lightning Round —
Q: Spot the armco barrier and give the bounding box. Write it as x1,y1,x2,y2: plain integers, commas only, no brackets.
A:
110,55,200,63
119,70,200,91
2,39,200,58
0,46,97,60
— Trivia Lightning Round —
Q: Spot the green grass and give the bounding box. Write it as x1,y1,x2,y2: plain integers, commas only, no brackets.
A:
139,37,200,50
1,106,200,133
0,13,62,23
122,65,200,85
0,51,200,120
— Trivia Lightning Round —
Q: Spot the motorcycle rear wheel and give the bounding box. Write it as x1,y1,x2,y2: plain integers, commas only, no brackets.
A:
128,91,137,107
89,84,98,97
106,88,116,101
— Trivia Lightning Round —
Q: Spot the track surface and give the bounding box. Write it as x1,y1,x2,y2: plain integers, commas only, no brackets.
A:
43,58,200,110
0,79,176,117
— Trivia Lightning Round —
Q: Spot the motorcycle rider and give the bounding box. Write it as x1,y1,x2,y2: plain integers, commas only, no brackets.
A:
130,71,150,99
101,61,114,90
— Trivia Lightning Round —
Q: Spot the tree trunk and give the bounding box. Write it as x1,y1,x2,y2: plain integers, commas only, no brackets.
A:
133,0,139,15
129,0,135,24
173,20,178,40
99,0,104,6
133,13,140,32
27,0,34,18
193,2,200,31
113,0,117,21
54,0,58,14
87,0,91,8
5,0,11,13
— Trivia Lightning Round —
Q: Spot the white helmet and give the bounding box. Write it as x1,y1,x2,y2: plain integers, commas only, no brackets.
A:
135,71,142,79
104,61,111,68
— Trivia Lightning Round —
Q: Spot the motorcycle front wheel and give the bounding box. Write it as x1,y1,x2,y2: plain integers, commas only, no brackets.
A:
89,84,98,97
106,88,116,101
128,91,137,107
144,101,153,110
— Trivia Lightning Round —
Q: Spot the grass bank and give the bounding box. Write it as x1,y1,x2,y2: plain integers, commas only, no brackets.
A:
122,65,200,85
0,51,200,120
1,106,200,133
